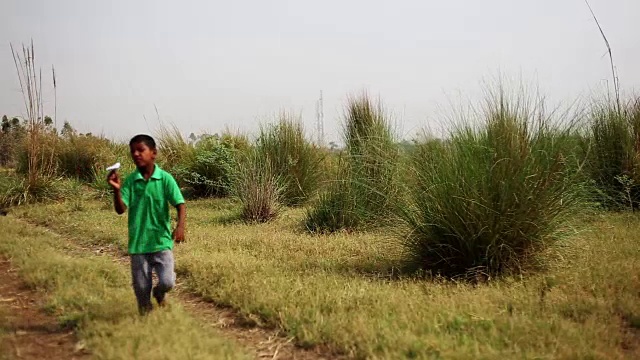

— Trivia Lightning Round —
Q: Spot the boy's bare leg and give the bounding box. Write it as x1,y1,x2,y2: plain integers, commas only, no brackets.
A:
131,254,154,314
151,250,175,306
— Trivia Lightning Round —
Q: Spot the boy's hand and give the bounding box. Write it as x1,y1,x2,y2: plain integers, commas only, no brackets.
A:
173,225,185,243
107,170,121,190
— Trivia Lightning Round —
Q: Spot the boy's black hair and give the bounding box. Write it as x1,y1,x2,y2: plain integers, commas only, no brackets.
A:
129,134,156,150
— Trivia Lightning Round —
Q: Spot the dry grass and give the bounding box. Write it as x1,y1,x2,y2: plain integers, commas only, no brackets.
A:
13,198,640,359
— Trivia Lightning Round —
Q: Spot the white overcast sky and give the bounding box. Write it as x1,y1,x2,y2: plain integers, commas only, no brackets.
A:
1,0,639,143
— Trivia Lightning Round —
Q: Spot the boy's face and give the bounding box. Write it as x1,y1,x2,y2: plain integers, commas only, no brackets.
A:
130,142,157,168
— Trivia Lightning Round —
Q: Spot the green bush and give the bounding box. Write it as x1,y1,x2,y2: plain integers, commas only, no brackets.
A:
157,124,249,199
305,94,400,233
400,89,586,277
583,97,640,210
256,114,323,206
173,134,239,198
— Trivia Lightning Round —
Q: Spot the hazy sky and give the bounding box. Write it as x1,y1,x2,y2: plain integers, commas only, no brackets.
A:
1,0,639,143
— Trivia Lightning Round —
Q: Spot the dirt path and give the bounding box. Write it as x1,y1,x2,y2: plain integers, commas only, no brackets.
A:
13,217,343,360
0,257,90,360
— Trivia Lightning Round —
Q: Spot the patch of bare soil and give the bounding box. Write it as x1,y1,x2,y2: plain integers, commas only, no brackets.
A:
0,257,90,360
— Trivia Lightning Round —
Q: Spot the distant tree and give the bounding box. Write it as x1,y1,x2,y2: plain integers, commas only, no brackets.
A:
0,115,26,167
61,121,76,137
1,115,9,133
398,139,416,153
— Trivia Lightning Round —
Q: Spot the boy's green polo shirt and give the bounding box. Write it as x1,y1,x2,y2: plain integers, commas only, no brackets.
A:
120,165,184,254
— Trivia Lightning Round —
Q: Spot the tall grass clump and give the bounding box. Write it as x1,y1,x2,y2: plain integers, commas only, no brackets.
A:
306,94,400,233
157,123,195,171
256,113,323,206
231,149,284,223
583,97,640,210
0,171,29,208
0,169,70,208
56,126,114,182
401,88,586,277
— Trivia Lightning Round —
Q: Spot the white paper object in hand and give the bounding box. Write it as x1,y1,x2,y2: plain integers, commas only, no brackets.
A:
106,162,121,171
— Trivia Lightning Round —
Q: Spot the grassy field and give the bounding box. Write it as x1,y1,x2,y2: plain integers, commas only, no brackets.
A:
10,198,640,359
0,215,250,360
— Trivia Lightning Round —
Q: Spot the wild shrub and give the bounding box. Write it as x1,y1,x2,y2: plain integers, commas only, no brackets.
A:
175,134,238,197
157,125,245,198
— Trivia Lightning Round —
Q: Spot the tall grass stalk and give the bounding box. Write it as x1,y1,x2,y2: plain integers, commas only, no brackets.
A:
584,0,621,115
10,41,59,203
401,87,585,277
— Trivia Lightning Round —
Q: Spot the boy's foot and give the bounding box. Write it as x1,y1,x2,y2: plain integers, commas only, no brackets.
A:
155,295,170,309
139,303,153,316
157,298,169,308
152,288,169,308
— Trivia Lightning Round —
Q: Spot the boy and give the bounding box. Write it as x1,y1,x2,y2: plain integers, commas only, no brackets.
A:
107,134,186,314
